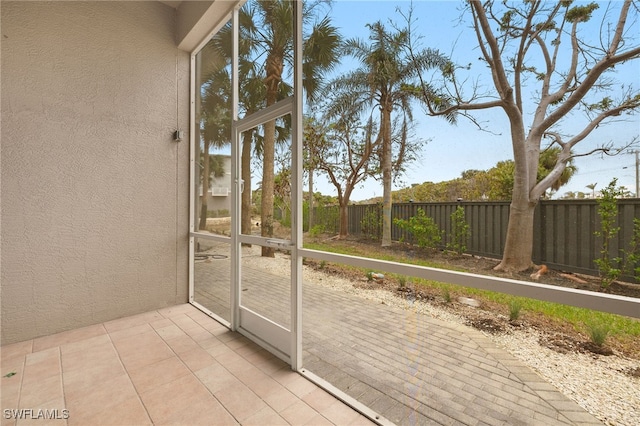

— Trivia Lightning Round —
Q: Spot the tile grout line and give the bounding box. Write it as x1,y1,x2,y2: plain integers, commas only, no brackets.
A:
176,307,333,425
104,319,155,425
221,337,342,425
10,344,29,426
156,311,246,425
56,345,69,426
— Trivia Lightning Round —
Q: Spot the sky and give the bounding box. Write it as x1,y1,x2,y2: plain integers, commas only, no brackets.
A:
311,0,640,201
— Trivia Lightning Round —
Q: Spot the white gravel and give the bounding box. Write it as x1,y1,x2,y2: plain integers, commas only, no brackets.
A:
247,249,639,425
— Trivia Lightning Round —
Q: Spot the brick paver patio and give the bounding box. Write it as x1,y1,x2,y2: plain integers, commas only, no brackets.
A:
194,242,601,425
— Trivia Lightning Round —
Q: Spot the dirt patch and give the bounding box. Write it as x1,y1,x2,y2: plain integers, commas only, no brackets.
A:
622,367,640,378
539,333,615,356
467,317,507,334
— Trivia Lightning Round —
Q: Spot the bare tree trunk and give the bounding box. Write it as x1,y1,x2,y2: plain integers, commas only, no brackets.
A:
308,168,314,232
241,131,252,242
261,50,282,258
261,118,276,258
494,200,536,271
199,140,210,230
338,199,348,238
381,105,393,247
496,126,538,272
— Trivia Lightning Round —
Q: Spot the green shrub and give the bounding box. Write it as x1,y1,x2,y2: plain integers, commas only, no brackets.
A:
360,207,382,240
442,288,451,303
309,224,325,238
397,275,407,288
277,207,292,228
594,179,623,287
447,206,470,254
585,320,611,347
316,205,340,234
509,300,522,321
394,208,442,250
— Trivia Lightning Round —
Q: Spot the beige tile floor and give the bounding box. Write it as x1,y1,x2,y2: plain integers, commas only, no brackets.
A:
0,304,375,426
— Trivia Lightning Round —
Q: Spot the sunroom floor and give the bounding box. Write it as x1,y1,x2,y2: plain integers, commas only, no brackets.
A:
0,304,374,426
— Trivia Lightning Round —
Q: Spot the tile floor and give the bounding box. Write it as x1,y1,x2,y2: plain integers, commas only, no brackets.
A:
0,304,375,426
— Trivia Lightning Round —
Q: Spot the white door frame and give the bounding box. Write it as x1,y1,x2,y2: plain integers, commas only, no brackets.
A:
189,0,304,369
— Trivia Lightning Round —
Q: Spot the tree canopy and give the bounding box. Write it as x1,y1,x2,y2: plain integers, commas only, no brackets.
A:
393,148,577,202
324,20,452,246
408,0,640,271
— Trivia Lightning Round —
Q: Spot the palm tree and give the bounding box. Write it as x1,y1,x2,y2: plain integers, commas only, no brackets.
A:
197,0,340,251
197,11,288,239
210,11,263,239
197,58,232,230
326,21,453,246
196,17,255,233
244,0,341,256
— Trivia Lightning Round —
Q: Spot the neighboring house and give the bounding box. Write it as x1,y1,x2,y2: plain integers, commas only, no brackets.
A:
201,155,232,215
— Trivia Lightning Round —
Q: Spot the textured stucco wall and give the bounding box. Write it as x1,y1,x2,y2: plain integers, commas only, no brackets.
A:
1,1,190,345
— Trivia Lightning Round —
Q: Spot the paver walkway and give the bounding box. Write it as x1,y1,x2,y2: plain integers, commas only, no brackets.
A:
193,242,602,425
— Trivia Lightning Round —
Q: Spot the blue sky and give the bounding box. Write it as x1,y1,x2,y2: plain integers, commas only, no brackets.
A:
314,0,640,200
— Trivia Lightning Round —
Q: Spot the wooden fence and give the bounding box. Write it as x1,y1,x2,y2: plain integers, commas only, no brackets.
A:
311,199,640,282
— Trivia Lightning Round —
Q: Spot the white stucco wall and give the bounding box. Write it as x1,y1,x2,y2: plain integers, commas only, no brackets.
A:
1,1,191,344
